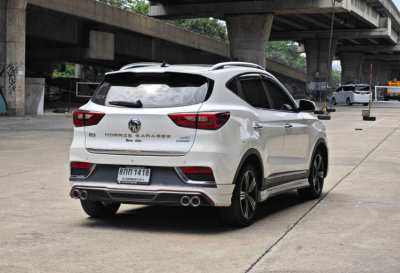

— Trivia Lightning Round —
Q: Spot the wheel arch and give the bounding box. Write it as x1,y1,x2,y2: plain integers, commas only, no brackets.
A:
232,149,264,189
310,139,329,178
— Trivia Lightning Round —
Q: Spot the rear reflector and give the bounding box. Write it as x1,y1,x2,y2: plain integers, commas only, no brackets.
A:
180,166,215,181
169,112,230,130
70,161,94,178
73,110,105,127
70,162,93,170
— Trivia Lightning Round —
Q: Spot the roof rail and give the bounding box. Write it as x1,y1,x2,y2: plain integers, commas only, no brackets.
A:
120,62,163,70
210,62,265,71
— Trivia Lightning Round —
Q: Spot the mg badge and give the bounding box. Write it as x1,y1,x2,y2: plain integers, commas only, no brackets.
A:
128,119,141,133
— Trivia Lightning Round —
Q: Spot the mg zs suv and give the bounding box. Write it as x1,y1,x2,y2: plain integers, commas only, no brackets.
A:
69,62,328,226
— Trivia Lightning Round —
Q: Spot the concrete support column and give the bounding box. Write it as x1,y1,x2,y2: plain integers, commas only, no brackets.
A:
226,14,274,67
389,66,400,81
26,61,54,78
360,61,374,84
75,64,82,79
363,61,391,86
304,38,337,90
0,0,26,115
340,52,364,84
0,0,7,109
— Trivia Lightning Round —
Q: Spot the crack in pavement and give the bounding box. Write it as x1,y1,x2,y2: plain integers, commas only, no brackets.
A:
245,125,400,273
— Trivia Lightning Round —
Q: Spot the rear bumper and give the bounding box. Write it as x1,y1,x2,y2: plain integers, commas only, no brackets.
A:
352,95,370,103
70,182,234,207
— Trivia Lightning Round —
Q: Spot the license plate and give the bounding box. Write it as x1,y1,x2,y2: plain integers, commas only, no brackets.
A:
117,167,151,185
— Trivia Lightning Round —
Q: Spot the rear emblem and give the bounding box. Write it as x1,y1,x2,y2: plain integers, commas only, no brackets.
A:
128,119,141,133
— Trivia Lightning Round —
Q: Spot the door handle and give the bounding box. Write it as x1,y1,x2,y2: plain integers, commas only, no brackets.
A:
284,123,293,129
253,122,263,130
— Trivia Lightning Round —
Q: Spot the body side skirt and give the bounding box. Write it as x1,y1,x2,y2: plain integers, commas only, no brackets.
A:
261,170,309,191
258,178,309,202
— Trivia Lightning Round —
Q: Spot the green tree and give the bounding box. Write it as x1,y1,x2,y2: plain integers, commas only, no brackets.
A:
172,18,227,41
52,63,75,78
130,0,149,15
96,0,148,14
96,0,226,40
266,41,306,71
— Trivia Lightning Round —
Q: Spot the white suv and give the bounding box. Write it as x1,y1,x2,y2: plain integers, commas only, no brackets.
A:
69,62,328,226
331,84,371,106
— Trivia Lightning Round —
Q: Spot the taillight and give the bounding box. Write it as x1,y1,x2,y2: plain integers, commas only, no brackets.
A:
73,110,105,127
180,166,215,181
169,112,230,130
168,113,197,128
70,161,94,178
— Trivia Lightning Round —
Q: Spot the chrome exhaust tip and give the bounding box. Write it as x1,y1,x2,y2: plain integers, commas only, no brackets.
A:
80,190,88,200
180,196,190,207
71,189,81,199
190,196,201,207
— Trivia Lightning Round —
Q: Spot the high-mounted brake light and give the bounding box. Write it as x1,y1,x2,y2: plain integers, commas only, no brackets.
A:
73,110,105,127
169,112,230,130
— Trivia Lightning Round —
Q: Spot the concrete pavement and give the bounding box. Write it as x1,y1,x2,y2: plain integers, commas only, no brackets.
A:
0,106,399,273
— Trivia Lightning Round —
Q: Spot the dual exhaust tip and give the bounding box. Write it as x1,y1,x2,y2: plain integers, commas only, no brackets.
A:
71,189,88,201
180,195,201,207
71,189,201,207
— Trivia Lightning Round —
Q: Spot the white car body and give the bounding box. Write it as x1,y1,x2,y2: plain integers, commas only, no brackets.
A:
331,84,371,105
69,62,328,224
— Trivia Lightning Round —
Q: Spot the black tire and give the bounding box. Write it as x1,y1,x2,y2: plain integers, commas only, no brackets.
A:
298,151,325,199
80,200,120,218
219,165,259,227
363,103,369,106
346,98,353,106
331,97,337,105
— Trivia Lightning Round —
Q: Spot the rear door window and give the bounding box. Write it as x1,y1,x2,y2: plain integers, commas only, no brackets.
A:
92,72,211,108
238,77,271,109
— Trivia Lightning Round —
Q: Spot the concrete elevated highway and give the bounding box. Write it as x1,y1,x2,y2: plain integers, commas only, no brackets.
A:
150,0,400,91
0,0,306,115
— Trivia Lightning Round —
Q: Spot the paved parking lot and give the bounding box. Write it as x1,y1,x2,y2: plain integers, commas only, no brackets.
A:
1,105,400,273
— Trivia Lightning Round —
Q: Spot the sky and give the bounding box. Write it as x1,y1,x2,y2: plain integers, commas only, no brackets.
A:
395,0,400,8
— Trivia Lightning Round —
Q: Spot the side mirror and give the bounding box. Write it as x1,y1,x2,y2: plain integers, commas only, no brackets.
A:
298,99,316,112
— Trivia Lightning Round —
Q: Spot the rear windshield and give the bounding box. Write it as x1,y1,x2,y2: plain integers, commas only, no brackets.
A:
92,72,211,108
355,86,370,91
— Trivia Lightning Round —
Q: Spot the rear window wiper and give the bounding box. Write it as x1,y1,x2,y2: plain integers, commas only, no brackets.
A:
108,100,143,108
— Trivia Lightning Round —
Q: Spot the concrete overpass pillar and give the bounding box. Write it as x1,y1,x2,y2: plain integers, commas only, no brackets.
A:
389,66,400,81
340,52,364,84
0,0,26,115
0,1,5,103
365,61,391,86
226,14,274,67
304,38,337,92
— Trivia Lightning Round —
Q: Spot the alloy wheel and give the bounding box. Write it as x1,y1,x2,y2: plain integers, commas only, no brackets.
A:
312,154,324,194
239,170,258,220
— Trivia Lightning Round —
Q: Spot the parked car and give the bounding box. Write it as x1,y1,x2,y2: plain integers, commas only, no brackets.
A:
69,62,329,226
331,84,371,106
